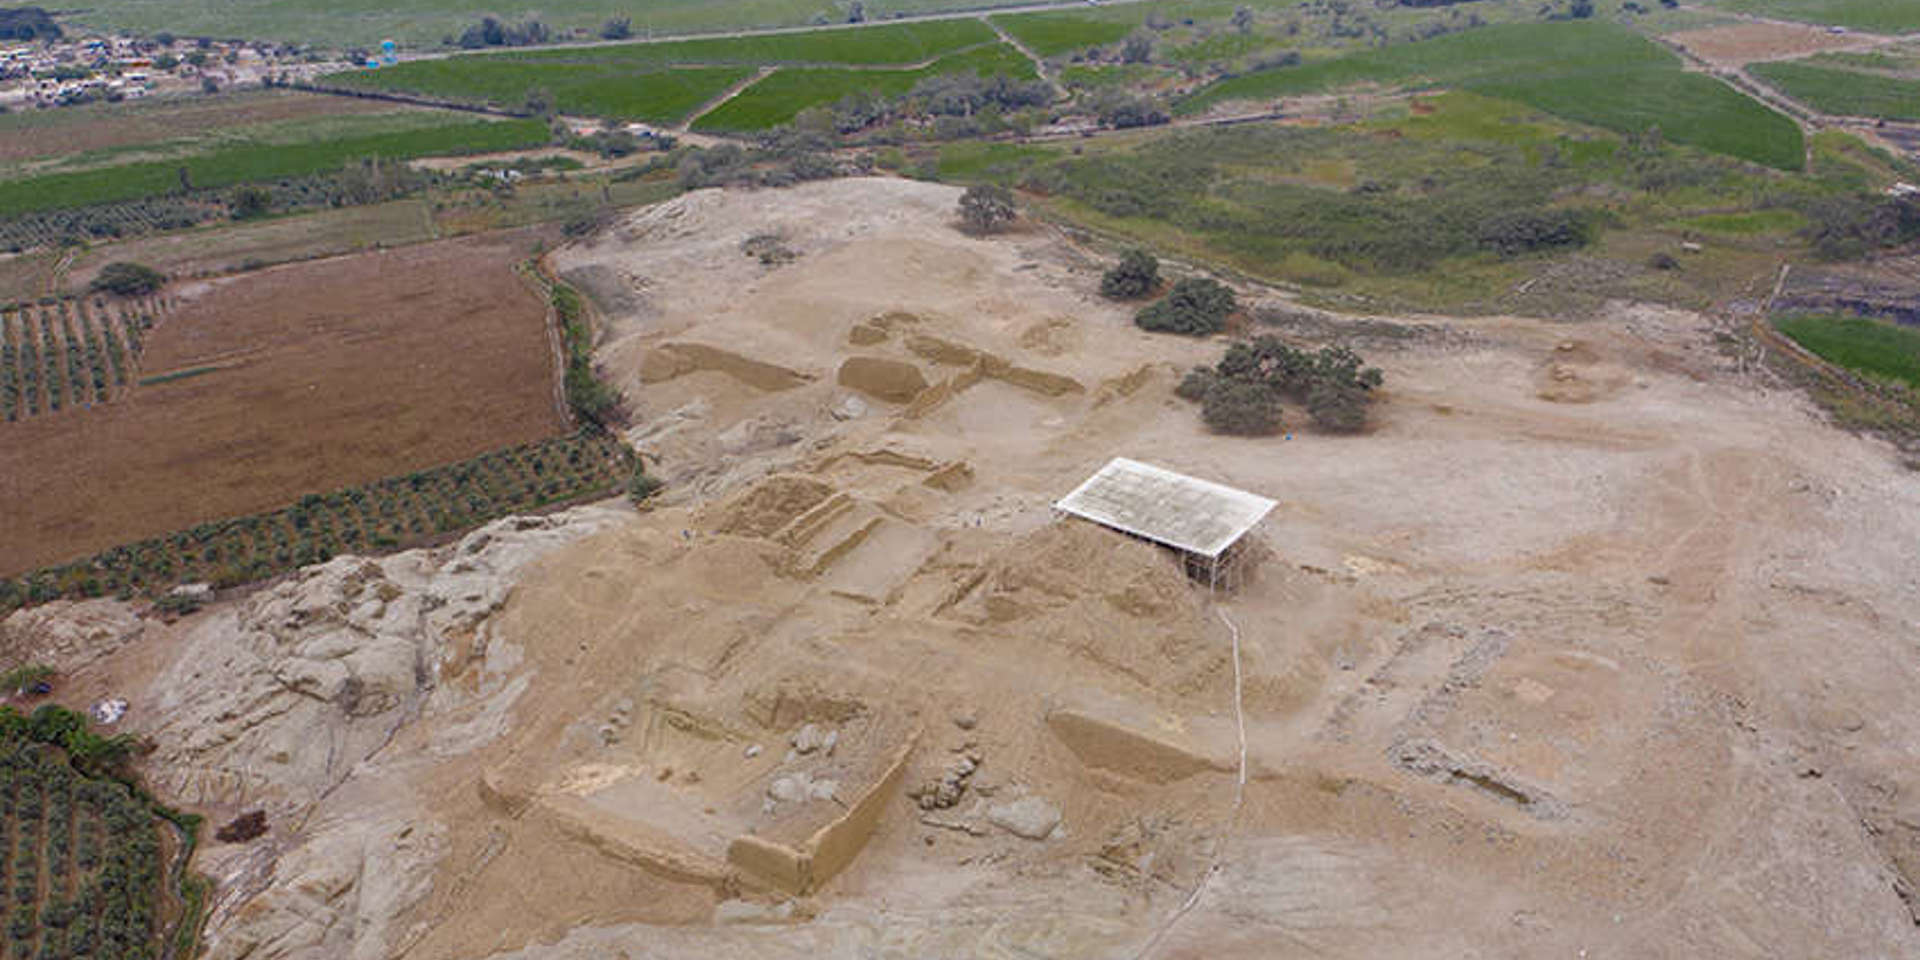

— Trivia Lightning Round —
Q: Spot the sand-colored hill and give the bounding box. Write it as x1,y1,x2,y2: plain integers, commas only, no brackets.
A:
8,177,1920,958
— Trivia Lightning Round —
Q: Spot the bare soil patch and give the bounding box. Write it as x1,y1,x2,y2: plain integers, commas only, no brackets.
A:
1670,21,1870,65
0,228,565,574
22,179,1920,960
64,200,436,291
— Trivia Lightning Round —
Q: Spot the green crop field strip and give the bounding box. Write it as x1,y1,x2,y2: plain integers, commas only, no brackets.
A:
0,90,410,167
324,17,998,122
1706,0,1920,34
9,108,475,182
1473,69,1801,172
990,11,1135,57
326,18,1002,123
692,41,1036,131
0,116,548,218
1178,21,1803,170
330,59,753,122
1751,60,1920,121
514,17,997,66
63,0,1041,49
1775,312,1920,389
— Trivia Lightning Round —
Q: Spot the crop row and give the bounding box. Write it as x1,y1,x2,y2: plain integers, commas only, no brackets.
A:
1750,59,1920,122
0,199,220,253
0,427,638,613
0,162,451,253
0,741,162,960
0,298,161,423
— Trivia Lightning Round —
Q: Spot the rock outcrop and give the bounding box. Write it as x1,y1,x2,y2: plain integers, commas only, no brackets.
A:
134,506,630,960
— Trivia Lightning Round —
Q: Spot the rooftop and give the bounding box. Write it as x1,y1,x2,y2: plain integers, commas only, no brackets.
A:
1054,457,1276,559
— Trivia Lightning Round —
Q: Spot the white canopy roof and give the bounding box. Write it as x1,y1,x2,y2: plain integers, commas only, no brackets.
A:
1054,457,1276,559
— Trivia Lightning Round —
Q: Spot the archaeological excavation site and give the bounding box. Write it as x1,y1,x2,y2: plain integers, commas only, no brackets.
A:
7,177,1920,959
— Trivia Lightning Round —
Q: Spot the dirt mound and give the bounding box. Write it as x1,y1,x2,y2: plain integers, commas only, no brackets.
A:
711,475,836,538
640,341,813,391
835,356,929,403
1535,339,1631,403
941,520,1223,697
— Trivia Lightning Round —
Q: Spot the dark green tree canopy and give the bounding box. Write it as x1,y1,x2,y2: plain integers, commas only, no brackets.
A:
89,262,165,297
1180,334,1384,433
1101,249,1161,300
1135,277,1236,336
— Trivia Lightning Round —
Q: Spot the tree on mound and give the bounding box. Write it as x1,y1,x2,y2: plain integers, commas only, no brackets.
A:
89,262,166,297
958,183,1016,234
1136,277,1236,336
1178,334,1384,433
1101,249,1160,300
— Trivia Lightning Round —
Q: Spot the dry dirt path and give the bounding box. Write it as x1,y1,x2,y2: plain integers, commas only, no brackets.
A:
677,65,777,132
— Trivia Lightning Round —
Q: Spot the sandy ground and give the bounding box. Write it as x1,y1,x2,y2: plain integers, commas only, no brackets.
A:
1669,21,1877,65
21,176,1920,959
328,177,1920,957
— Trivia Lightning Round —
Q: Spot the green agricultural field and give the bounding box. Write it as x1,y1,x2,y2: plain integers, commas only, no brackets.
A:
514,16,997,65
1751,60,1920,121
0,90,413,169
1179,20,1803,170
0,117,549,218
1775,312,1920,388
63,0,1035,50
331,60,753,122
990,11,1135,57
1706,0,1920,34
693,41,1035,131
1805,50,1919,72
325,18,1000,122
9,107,476,181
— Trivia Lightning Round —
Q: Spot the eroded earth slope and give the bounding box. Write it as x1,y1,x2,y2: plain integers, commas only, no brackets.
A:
6,178,1920,959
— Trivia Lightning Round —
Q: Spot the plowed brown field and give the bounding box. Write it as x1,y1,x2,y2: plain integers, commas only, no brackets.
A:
0,227,565,575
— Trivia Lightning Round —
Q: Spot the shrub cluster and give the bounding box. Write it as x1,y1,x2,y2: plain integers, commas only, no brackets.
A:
815,73,1052,138
1797,193,1920,262
676,138,860,190
551,282,619,425
88,264,165,298
1100,249,1160,300
452,15,550,48
1136,277,1236,336
1177,335,1384,434
959,184,1017,234
1028,126,1599,275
